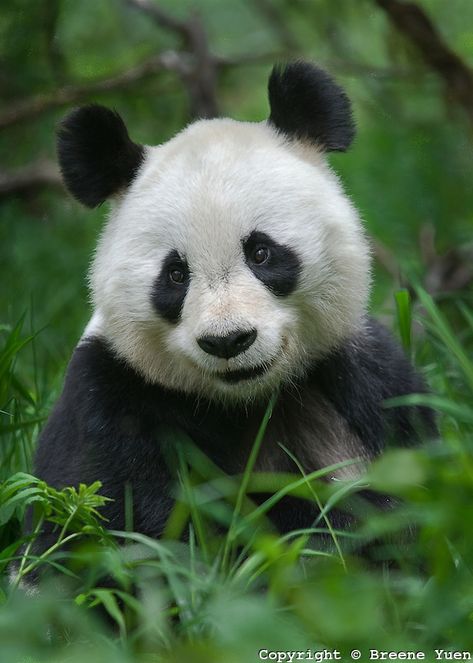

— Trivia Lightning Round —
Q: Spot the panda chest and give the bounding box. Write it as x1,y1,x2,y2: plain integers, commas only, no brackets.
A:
184,389,366,481
255,391,366,480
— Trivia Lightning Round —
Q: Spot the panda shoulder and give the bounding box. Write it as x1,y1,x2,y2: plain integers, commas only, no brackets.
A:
307,317,436,448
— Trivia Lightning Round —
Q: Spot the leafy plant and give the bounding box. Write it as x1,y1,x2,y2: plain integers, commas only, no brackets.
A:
0,292,471,661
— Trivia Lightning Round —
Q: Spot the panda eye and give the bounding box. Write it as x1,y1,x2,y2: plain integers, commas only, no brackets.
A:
169,266,186,284
251,246,270,265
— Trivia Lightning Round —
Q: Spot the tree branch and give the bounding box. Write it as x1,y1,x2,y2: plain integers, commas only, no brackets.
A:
126,0,219,118
0,160,62,198
0,51,189,130
376,0,473,123
126,0,191,39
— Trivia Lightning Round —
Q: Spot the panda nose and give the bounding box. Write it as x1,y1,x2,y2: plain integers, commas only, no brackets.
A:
197,329,257,359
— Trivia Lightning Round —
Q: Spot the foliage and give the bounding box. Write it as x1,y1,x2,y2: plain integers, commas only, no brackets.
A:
1,0,473,660
0,292,473,661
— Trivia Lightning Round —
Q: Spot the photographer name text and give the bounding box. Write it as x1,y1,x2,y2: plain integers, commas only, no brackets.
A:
258,649,472,662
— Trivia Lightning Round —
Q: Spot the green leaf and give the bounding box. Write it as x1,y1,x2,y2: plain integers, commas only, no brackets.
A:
394,288,412,353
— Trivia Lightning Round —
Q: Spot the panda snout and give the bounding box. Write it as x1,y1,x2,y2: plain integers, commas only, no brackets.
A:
197,329,257,359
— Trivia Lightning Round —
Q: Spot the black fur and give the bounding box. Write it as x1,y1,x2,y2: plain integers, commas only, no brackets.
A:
33,319,435,553
268,61,355,151
57,104,144,208
151,250,190,323
243,231,301,297
311,319,436,452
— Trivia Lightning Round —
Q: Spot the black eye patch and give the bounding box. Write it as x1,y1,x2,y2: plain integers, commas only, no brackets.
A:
151,249,190,323
243,231,301,297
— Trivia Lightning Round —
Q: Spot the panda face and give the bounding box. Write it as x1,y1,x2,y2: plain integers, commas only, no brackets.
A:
58,62,371,403
88,119,370,402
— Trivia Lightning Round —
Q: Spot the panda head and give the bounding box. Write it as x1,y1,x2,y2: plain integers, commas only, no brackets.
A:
58,61,370,403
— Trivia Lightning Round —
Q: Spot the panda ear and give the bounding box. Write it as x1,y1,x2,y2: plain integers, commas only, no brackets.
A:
57,104,144,208
267,61,355,152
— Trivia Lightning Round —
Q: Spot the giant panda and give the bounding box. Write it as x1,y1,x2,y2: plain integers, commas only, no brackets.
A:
34,61,435,548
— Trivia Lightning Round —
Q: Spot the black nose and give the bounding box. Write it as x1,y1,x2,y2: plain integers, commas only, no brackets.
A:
197,329,257,359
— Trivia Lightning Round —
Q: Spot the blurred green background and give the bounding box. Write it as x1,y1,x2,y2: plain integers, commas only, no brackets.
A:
1,2,473,660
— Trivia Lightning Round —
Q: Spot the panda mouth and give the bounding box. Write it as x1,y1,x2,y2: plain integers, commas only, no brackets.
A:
216,363,270,384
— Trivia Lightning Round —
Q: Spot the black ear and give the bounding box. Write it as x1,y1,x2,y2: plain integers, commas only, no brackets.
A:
268,61,355,151
57,104,144,208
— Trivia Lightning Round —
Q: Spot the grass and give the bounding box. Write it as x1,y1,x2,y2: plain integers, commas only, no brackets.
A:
1,289,473,662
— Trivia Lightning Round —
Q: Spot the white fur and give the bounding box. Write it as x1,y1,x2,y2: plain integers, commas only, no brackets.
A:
85,118,371,402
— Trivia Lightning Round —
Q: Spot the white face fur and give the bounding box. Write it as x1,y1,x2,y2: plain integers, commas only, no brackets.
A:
86,118,371,403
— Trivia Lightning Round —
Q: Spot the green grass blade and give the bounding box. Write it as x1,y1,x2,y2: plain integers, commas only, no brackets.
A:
416,287,473,392
394,288,412,354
